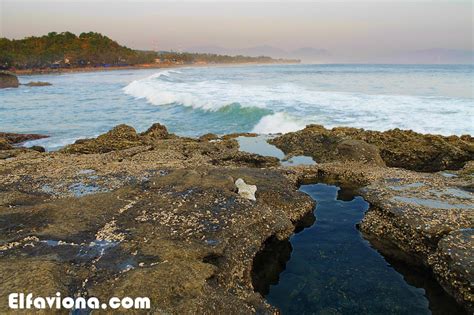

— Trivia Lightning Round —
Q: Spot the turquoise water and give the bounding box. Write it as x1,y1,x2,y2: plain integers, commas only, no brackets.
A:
1,64,473,150
259,183,465,314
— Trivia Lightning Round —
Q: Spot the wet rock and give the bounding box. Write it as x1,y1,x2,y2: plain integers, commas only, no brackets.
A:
0,122,471,313
432,229,474,313
356,168,473,312
222,132,258,140
271,125,473,172
235,178,257,201
24,81,52,87
29,145,45,152
0,71,19,88
199,133,219,141
288,160,473,312
0,132,49,144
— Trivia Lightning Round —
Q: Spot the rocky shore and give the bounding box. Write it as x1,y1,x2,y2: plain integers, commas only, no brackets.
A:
269,124,473,172
0,124,472,313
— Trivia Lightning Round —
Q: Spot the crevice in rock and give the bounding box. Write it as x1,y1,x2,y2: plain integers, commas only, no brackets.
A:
251,235,292,296
202,253,224,267
250,177,469,314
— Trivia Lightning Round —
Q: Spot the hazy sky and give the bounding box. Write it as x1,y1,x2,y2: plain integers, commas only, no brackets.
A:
1,0,473,62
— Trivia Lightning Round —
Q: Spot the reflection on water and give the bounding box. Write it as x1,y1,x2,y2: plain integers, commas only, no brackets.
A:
237,135,315,166
253,183,465,314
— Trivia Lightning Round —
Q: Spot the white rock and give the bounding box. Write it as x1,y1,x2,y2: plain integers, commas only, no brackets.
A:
235,178,257,201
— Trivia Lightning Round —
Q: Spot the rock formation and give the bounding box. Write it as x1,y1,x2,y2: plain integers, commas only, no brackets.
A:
24,81,52,87
0,123,472,313
270,124,474,172
0,71,19,88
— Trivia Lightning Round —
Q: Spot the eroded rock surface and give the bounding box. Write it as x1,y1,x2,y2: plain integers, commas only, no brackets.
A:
270,124,474,172
1,123,472,313
357,164,474,312
0,132,49,156
0,124,313,313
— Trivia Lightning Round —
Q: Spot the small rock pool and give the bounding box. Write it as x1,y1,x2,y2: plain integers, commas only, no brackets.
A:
253,183,465,314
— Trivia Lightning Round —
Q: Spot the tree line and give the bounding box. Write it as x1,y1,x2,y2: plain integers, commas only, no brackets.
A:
0,32,298,70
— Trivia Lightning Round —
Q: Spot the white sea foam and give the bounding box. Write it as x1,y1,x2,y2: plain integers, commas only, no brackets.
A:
123,70,269,111
123,69,473,136
252,113,306,134
3,64,471,152
149,69,182,79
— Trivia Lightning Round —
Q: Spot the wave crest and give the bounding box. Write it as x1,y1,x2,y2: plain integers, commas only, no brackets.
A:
252,113,306,134
123,70,267,111
123,67,474,136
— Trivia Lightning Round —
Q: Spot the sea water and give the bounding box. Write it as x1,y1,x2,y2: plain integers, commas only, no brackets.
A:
259,183,465,314
1,64,472,150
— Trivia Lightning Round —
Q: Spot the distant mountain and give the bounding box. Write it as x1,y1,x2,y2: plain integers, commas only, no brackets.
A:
238,45,288,58
382,49,474,64
290,47,331,62
186,45,474,64
186,45,229,55
186,45,331,62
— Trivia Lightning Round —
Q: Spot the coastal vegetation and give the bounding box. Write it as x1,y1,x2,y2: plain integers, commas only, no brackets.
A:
0,32,298,70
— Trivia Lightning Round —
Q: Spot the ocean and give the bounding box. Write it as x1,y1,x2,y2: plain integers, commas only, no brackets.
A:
1,64,473,150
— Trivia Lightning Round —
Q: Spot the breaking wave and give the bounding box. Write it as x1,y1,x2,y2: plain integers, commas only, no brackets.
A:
252,113,306,134
122,66,474,136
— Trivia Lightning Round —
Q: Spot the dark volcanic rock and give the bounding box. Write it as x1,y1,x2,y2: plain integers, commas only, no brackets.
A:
0,71,19,88
270,125,474,172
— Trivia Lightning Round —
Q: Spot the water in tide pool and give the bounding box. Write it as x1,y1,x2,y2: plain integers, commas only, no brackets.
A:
259,183,465,315
1,64,473,150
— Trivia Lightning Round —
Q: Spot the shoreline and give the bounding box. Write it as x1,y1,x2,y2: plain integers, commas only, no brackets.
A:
12,61,300,76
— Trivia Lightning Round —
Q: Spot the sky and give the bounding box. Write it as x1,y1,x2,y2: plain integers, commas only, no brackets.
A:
1,0,473,63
